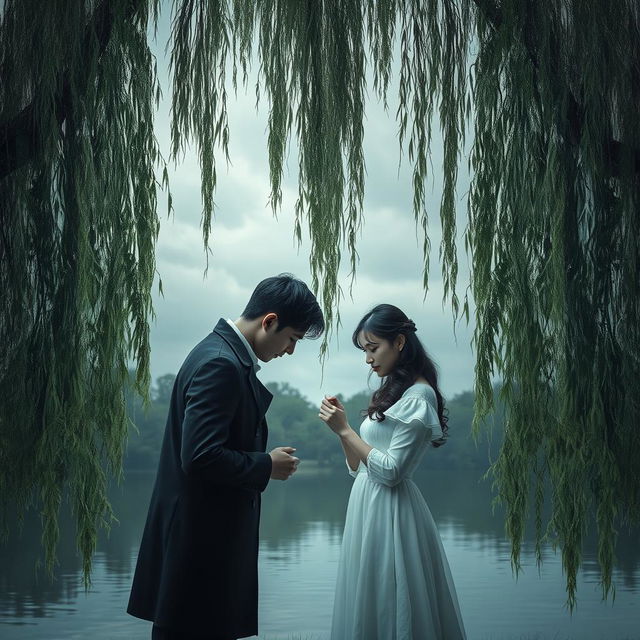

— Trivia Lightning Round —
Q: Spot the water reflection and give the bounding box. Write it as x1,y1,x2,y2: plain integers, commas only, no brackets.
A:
0,510,81,622
260,469,352,549
0,469,638,639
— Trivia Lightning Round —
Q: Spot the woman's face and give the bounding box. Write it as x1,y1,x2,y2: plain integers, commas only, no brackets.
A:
357,331,404,377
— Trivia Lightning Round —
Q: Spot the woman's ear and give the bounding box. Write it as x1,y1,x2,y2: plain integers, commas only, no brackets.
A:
396,334,406,352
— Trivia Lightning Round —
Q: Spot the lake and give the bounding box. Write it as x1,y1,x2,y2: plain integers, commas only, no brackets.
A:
1,468,638,639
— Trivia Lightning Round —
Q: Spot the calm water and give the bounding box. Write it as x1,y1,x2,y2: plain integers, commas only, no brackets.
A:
1,469,638,640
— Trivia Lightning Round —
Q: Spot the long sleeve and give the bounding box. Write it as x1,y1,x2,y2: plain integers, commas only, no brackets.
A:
346,459,363,478
180,357,272,491
366,418,432,487
365,392,441,487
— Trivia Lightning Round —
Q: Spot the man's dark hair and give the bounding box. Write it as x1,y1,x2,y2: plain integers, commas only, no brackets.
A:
241,273,324,339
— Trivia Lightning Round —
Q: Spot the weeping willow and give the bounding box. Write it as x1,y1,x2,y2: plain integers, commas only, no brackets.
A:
2,0,639,607
0,0,163,580
468,1,640,608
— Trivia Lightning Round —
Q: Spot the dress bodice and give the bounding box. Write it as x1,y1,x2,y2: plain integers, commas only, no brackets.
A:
352,383,443,483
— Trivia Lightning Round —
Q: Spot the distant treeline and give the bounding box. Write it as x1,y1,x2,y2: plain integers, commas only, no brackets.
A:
124,374,505,472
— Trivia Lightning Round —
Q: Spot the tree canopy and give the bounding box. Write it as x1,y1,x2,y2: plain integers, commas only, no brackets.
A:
1,0,639,607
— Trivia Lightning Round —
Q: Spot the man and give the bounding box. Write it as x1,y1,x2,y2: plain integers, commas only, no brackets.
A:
127,273,324,639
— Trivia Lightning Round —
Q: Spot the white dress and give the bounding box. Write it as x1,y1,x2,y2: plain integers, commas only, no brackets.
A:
331,383,467,640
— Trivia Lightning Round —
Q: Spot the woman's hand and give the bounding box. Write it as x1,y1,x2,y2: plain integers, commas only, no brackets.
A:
318,395,351,437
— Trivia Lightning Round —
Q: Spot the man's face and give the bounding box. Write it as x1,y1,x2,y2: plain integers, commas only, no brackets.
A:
255,314,305,362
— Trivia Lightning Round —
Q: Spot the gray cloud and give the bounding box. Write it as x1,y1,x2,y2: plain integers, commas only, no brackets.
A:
147,18,477,414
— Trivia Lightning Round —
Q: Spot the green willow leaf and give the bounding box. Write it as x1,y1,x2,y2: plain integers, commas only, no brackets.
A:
0,0,163,583
2,0,638,608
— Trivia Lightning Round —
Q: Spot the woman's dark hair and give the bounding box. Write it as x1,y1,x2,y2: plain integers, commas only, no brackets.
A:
352,303,448,445
242,273,325,338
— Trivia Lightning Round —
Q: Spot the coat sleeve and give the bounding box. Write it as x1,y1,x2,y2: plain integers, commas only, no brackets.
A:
180,357,272,491
365,396,438,487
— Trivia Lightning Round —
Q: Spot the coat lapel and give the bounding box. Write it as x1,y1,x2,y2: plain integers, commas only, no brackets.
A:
246,367,273,418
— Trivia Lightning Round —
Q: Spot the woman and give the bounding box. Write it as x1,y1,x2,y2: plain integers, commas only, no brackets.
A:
319,304,466,640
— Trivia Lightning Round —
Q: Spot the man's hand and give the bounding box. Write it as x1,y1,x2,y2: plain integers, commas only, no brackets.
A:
269,446,300,480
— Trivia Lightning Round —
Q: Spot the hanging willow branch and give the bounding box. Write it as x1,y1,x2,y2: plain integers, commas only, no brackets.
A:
168,0,468,343
2,0,639,608
469,0,640,609
0,0,163,580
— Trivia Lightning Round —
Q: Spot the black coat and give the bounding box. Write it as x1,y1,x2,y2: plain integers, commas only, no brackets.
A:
127,319,273,638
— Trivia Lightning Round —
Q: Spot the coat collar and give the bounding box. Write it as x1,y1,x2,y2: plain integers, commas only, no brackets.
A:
212,318,273,417
213,318,255,369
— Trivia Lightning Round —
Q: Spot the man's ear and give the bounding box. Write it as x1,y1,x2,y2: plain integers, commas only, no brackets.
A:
261,312,279,332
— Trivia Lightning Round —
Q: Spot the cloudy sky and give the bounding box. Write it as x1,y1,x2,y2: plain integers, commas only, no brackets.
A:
147,13,476,408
